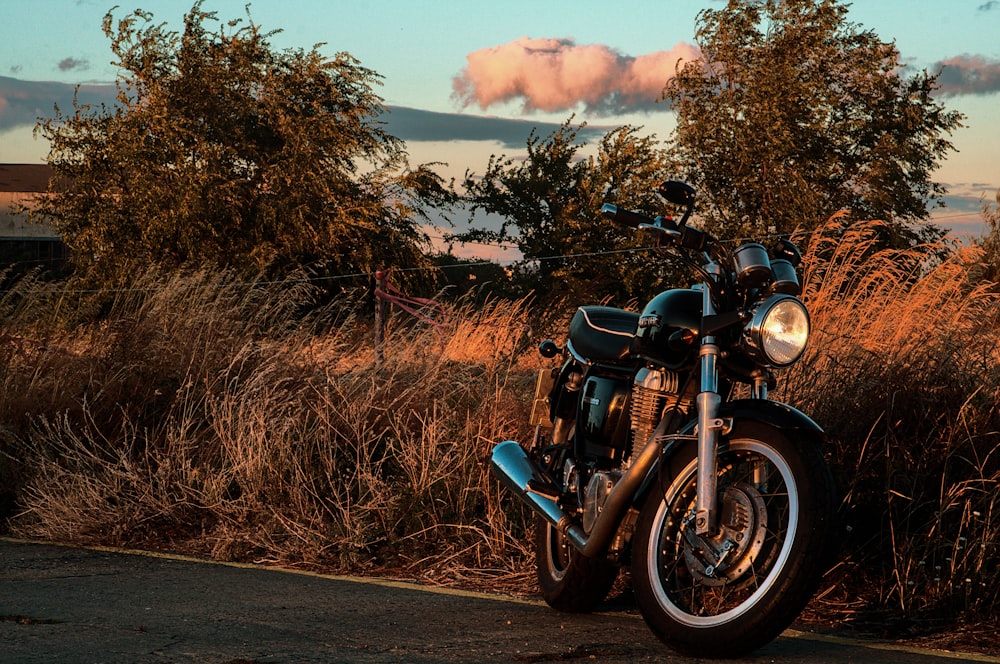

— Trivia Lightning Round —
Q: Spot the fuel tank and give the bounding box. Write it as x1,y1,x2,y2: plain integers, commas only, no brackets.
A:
634,288,702,369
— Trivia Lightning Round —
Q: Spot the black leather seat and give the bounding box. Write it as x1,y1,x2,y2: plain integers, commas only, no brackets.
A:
567,306,639,363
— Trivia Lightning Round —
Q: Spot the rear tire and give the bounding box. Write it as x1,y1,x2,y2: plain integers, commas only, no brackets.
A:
534,516,618,612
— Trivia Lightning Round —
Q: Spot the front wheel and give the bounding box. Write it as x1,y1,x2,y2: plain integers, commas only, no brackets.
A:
631,422,837,658
535,516,619,612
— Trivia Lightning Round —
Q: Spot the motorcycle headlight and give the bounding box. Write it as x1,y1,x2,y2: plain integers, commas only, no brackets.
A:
742,295,810,368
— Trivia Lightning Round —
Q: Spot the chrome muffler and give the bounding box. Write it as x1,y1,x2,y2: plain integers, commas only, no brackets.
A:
490,441,587,551
490,434,667,557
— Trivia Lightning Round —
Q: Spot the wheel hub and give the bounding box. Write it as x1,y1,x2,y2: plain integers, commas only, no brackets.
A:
682,482,768,586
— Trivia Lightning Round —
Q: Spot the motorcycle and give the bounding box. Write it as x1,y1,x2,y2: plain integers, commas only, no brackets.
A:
490,181,838,658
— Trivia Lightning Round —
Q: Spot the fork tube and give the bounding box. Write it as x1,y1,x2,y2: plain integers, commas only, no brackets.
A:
695,286,722,536
751,370,769,400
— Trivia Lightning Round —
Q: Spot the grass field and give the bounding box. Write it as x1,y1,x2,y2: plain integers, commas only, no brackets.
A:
2,219,999,636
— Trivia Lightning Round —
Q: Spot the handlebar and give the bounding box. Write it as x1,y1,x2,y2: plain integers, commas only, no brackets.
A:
601,203,712,252
600,204,654,229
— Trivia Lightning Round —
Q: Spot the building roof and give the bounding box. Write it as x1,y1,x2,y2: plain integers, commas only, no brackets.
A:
0,164,54,193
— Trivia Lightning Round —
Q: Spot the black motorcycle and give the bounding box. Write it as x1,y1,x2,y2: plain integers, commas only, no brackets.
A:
491,181,837,658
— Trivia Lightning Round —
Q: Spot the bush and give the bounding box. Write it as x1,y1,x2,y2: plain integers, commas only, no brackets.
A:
3,224,1000,633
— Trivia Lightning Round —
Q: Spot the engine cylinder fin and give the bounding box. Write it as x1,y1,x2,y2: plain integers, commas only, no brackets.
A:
628,367,689,465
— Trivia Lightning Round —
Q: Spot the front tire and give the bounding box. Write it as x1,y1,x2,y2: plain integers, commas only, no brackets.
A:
535,516,619,612
631,422,836,657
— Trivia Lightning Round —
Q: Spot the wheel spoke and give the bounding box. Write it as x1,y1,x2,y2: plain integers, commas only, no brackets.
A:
651,443,797,619
632,427,835,656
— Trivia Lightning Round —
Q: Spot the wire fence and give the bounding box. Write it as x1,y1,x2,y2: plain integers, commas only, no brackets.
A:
1,227,818,296
2,244,663,295
8,216,984,299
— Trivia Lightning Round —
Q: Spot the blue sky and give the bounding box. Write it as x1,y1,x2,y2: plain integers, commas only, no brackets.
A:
1,0,998,241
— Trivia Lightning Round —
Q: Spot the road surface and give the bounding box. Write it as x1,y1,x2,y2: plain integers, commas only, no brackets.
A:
1,538,994,663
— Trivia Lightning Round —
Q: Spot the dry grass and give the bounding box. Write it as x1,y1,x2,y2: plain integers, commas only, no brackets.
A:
780,219,1000,632
0,269,538,588
2,222,1000,635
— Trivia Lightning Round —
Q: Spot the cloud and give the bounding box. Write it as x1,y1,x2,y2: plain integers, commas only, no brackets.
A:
57,57,91,72
384,106,608,148
0,76,604,149
0,76,116,132
934,54,1000,96
978,1,998,11
452,37,700,115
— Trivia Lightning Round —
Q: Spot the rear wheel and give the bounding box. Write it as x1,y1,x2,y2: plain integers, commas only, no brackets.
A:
631,422,836,657
535,516,618,612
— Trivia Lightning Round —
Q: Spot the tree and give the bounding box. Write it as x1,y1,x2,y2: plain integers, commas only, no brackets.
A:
663,0,964,241
32,2,453,286
457,121,676,304
977,189,1000,285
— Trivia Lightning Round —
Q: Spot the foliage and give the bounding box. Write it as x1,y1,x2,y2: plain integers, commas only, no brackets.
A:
427,252,518,303
3,227,1000,632
457,121,677,305
975,189,1000,284
1,268,537,582
31,2,454,287
663,0,964,241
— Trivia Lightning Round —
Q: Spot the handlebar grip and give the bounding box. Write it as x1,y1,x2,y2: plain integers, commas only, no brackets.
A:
601,204,653,229
679,226,711,251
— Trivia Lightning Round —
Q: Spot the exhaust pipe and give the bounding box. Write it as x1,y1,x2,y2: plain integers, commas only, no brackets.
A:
490,441,587,551
491,425,670,557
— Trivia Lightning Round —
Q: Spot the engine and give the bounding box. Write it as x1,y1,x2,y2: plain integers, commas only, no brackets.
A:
628,366,690,466
580,367,690,537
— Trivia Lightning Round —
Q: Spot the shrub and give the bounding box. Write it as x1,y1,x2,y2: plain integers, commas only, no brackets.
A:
3,222,1000,632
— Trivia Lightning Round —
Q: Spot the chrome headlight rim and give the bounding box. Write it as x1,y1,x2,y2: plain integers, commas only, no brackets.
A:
742,294,810,368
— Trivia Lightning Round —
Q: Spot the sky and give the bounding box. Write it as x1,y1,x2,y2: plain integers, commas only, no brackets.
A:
1,0,998,252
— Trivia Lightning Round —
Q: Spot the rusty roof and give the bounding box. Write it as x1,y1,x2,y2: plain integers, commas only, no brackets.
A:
0,164,54,193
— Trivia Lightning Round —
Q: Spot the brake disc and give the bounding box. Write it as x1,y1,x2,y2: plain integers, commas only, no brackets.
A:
682,482,768,587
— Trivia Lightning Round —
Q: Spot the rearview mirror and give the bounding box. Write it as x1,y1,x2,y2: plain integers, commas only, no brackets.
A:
658,180,696,208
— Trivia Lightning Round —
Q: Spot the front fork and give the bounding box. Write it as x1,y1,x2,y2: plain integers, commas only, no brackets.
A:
694,343,772,535
695,343,725,535
694,285,728,536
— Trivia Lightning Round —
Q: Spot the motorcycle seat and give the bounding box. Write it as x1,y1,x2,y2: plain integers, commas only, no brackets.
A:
567,306,638,363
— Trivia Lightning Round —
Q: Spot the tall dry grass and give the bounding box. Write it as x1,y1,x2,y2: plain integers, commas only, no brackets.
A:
0,269,539,587
779,219,1000,629
2,221,999,632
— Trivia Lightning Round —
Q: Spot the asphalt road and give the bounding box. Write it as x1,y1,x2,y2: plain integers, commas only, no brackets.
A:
1,538,995,664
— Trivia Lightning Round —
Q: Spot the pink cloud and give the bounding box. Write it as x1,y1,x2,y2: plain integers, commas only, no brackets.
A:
935,54,1000,96
452,37,700,115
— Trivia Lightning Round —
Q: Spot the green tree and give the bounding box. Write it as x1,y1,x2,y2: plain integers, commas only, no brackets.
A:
32,2,453,286
457,122,675,304
663,0,964,241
